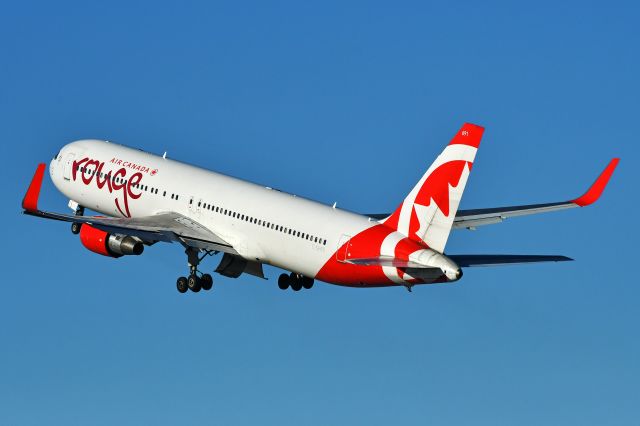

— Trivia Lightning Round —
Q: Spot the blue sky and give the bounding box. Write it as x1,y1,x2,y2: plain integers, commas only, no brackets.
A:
1,1,637,424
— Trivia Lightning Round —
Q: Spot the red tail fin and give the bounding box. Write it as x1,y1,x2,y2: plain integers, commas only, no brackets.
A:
382,123,484,252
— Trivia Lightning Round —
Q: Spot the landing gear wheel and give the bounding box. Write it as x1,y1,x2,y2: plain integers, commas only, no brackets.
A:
302,277,314,289
71,222,82,235
201,274,213,291
290,273,302,291
188,274,201,292
176,277,188,293
278,273,290,290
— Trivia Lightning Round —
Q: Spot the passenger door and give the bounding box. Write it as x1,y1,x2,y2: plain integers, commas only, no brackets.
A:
63,153,75,180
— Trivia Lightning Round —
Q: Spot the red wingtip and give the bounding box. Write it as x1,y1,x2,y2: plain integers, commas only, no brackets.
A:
572,158,620,207
449,122,485,148
22,163,46,212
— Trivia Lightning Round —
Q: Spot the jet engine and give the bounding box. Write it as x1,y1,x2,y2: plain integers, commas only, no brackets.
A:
78,224,144,258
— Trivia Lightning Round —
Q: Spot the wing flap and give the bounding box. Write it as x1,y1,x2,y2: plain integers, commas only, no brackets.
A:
452,202,576,229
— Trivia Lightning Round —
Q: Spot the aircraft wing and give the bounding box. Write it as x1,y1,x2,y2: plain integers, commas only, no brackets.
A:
367,158,619,230
22,164,237,254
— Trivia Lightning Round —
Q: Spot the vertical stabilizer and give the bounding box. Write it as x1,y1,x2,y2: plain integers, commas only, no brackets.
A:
382,123,484,253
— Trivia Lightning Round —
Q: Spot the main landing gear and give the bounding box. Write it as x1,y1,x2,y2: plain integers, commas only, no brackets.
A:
176,247,215,294
278,272,314,291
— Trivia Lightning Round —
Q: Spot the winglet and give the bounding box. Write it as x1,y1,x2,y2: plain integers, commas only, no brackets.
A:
572,158,619,207
22,163,46,212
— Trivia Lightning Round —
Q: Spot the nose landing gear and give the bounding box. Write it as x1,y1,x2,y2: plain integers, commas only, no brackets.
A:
70,204,85,234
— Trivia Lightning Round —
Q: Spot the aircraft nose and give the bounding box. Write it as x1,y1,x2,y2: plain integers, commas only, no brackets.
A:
49,148,64,187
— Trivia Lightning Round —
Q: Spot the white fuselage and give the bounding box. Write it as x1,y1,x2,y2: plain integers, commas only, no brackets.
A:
49,140,378,280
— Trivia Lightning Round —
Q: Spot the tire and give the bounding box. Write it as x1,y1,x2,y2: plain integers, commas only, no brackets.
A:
201,274,213,291
278,273,290,290
71,222,82,235
301,277,314,289
188,274,201,292
176,277,188,293
290,273,302,292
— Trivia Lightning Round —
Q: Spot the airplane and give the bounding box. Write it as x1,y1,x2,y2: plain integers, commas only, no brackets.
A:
22,123,619,293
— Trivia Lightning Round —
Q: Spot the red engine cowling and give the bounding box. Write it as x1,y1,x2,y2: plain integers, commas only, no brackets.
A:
78,224,144,258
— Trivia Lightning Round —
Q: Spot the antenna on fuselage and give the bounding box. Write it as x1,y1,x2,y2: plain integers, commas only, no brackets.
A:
162,151,167,159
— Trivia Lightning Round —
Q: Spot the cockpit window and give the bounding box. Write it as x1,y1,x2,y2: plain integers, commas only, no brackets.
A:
53,151,61,161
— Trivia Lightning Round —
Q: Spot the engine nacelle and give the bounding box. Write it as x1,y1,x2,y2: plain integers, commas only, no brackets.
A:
78,224,144,258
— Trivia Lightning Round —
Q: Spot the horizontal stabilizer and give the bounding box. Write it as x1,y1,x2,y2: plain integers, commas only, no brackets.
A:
449,254,573,267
